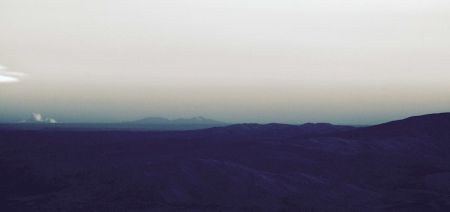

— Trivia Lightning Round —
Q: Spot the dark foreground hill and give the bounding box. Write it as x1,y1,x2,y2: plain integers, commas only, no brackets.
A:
0,113,449,211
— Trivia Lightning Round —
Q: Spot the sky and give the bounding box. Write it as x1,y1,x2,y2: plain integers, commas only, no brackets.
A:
1,0,449,124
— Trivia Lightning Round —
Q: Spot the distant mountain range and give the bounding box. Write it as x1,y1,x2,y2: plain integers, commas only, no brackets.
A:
0,115,229,131
2,115,356,131
3,113,449,137
130,116,226,125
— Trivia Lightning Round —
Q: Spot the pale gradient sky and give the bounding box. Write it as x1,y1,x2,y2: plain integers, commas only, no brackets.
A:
1,0,449,124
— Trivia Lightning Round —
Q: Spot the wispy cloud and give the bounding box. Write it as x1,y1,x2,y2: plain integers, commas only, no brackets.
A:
0,65,27,83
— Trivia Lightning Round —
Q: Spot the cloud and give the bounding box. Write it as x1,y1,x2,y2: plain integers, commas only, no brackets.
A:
23,113,57,124
0,65,27,83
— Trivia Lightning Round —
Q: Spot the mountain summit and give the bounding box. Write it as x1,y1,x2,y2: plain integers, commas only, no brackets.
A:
131,116,225,125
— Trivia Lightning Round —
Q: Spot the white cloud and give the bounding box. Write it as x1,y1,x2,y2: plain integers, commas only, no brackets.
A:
0,65,27,83
0,75,20,83
23,113,57,123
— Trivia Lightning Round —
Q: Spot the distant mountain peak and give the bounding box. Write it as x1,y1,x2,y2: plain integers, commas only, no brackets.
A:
23,113,57,124
134,117,170,123
131,116,226,125
191,116,208,120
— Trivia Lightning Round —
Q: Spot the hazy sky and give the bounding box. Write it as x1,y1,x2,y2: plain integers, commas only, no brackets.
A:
1,0,449,124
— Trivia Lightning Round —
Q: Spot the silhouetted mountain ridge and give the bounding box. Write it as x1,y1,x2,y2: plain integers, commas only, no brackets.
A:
341,112,450,139
196,122,355,139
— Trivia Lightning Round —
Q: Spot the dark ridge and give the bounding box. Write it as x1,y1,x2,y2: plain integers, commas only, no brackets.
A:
197,122,355,139
338,112,450,139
